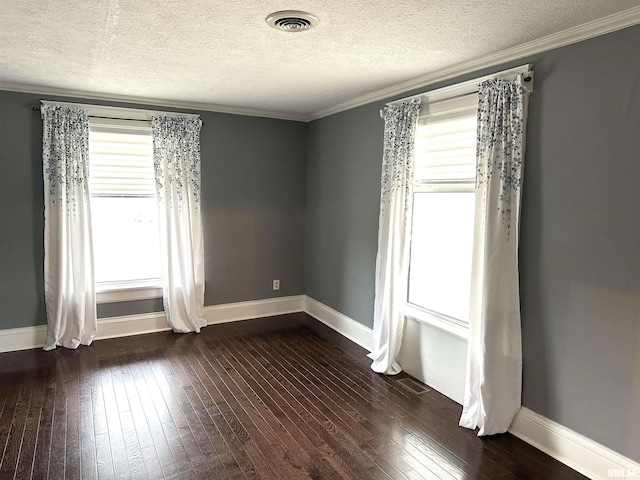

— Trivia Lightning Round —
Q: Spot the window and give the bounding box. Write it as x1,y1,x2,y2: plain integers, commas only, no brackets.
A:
406,92,478,334
89,118,162,302
401,65,531,337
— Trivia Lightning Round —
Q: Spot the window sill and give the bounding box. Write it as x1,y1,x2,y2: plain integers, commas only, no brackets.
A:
404,304,469,340
96,285,162,304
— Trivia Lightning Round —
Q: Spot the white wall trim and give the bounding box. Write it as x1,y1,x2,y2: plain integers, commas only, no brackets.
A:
205,295,305,325
0,295,305,353
303,296,373,352
96,286,162,304
95,311,171,340
0,81,307,122
0,312,172,353
0,324,48,354
510,408,640,479
308,5,640,121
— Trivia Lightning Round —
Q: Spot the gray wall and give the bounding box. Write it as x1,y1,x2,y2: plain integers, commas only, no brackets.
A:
1,21,639,463
0,92,45,328
0,91,306,328
201,112,306,305
305,102,384,327
305,25,640,461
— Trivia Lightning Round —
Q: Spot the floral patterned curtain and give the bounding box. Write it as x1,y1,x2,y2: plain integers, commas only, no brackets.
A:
368,98,421,374
459,73,533,435
42,105,96,350
151,116,206,333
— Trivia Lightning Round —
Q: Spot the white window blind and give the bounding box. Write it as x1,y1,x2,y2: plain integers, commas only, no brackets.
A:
414,97,477,184
89,122,154,196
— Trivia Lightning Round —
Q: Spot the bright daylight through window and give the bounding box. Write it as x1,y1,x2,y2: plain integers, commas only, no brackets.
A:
407,94,477,327
89,119,162,294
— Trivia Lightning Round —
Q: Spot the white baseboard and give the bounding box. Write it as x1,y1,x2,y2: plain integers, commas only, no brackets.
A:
205,295,305,325
303,295,373,351
0,324,49,353
0,295,305,353
510,407,639,480
0,312,171,354
94,311,170,341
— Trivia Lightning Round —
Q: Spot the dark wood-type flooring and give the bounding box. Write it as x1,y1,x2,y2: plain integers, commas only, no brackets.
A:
0,313,585,479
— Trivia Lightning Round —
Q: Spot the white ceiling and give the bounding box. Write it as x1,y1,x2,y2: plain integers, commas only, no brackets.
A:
1,1,640,121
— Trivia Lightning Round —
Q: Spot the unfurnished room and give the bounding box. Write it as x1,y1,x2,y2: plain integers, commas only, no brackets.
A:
0,1,639,479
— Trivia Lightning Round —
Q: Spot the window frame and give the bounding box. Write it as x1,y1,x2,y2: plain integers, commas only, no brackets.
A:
88,119,163,304
395,64,532,338
407,112,477,339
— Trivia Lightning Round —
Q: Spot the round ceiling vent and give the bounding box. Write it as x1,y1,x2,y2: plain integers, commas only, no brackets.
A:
266,10,319,32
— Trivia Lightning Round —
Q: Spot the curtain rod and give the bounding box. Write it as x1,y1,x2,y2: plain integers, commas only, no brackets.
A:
32,107,204,125
380,63,533,118
33,106,205,125
35,100,202,123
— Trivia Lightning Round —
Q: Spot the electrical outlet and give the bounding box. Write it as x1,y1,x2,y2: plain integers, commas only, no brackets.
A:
272,279,280,290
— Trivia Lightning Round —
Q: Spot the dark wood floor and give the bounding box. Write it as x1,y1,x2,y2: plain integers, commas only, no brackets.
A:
0,313,585,480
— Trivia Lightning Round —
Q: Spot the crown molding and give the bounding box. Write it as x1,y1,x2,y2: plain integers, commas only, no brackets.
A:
307,5,640,121
0,81,307,122
3,6,640,124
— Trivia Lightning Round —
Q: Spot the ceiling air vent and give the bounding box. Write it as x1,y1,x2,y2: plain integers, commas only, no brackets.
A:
266,10,319,32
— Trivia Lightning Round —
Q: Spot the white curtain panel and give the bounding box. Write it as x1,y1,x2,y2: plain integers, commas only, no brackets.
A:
459,74,533,435
151,116,206,333
42,105,97,350
369,98,421,374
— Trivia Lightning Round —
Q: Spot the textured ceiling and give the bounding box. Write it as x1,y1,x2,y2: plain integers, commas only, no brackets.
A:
1,1,639,120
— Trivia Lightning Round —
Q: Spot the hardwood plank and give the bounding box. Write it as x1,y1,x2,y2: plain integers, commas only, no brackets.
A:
128,358,180,479
0,381,33,477
0,384,22,472
79,357,98,480
141,356,197,478
13,370,48,480
94,432,115,480
31,369,56,480
100,366,131,479
48,375,69,479
139,446,164,480
120,410,148,480
63,357,82,480
121,358,154,451
80,396,98,480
